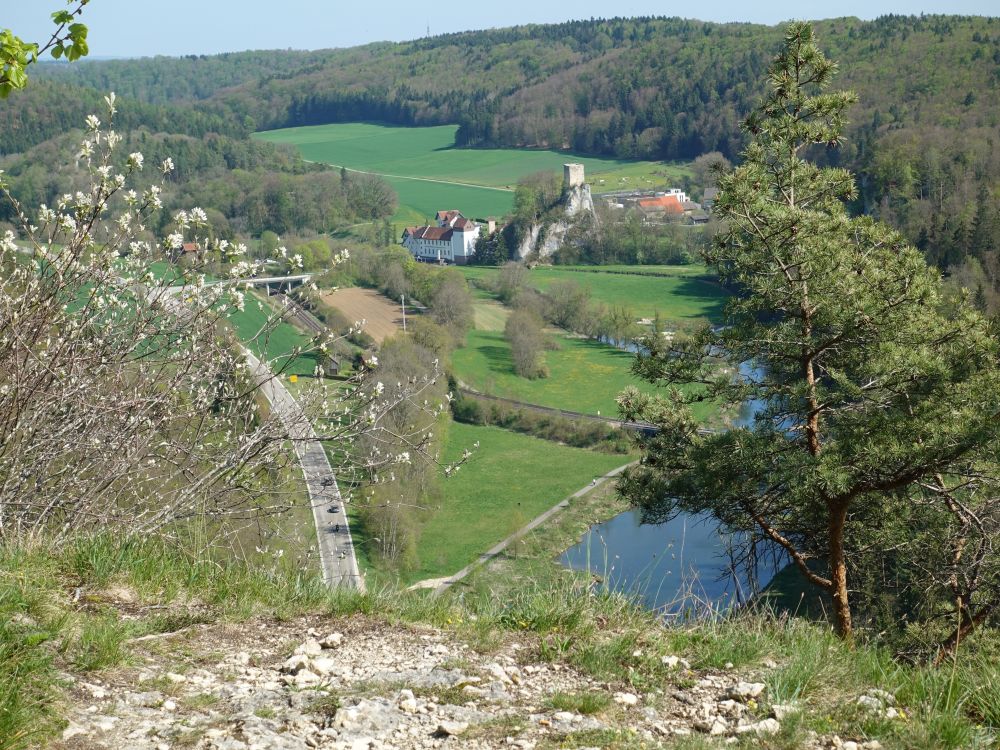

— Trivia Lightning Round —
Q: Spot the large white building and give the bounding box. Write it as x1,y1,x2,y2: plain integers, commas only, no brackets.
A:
402,210,480,264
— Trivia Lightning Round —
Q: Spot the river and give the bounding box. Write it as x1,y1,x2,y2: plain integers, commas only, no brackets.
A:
560,368,780,615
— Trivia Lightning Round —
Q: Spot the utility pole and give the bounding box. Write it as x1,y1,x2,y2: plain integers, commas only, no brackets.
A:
401,294,406,333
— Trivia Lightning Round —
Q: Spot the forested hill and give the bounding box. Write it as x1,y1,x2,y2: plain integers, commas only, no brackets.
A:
26,15,1000,165
5,15,1000,277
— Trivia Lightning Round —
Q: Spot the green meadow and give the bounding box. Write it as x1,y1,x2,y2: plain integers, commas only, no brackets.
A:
453,328,716,421
403,421,629,583
253,122,689,223
459,264,728,325
227,291,318,377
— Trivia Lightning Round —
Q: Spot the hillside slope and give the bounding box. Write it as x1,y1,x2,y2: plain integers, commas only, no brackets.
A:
8,16,1000,277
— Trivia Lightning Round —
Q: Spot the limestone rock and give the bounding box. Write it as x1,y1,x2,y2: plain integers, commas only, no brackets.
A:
725,682,766,701
613,692,639,706
434,720,468,736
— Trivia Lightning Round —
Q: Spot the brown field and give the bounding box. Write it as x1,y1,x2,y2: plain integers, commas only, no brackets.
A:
320,287,409,344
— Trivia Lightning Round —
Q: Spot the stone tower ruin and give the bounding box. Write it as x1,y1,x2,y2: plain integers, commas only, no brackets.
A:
564,163,585,190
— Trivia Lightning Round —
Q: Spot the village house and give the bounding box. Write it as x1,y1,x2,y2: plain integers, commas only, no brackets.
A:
637,194,685,220
401,210,480,264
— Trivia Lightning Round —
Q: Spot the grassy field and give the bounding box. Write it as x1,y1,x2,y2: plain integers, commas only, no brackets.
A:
555,263,717,276
253,122,689,223
403,422,630,584
471,299,510,331
227,291,319,377
460,264,728,325
453,328,716,421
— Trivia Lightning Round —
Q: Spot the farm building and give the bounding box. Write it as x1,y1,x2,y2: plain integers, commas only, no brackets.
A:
402,210,480,264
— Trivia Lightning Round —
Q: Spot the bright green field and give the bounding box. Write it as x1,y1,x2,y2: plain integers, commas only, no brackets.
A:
459,265,728,325
227,292,318,377
403,422,629,583
555,264,717,277
253,122,689,223
454,328,715,421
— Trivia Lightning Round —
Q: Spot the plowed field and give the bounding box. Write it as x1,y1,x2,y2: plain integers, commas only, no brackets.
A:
320,287,406,344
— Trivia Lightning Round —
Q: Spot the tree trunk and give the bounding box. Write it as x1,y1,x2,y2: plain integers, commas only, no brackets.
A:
934,605,994,666
828,503,853,641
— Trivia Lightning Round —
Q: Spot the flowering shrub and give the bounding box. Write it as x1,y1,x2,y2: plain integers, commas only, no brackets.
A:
0,95,443,544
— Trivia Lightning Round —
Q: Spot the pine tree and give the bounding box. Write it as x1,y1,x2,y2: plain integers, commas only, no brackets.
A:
618,22,1000,642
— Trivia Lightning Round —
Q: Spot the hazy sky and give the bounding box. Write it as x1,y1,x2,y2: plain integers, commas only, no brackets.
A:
7,0,999,57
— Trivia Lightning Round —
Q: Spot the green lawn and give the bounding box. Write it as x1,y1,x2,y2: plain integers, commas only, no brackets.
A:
459,265,728,325
453,328,715,420
253,122,689,223
227,291,319,377
555,263,717,277
404,422,629,584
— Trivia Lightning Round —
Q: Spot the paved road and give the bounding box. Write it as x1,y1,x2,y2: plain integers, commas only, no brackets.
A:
245,349,364,591
152,284,363,590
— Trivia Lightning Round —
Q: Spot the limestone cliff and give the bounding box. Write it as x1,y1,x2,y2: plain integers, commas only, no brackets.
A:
515,182,595,261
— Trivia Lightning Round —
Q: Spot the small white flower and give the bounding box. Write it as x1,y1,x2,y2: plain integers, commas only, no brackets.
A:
0,230,16,254
161,157,175,174
85,114,100,131
166,233,184,250
128,152,144,171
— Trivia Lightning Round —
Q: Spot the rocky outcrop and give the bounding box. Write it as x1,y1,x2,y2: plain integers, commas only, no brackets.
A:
52,615,888,750
515,184,594,261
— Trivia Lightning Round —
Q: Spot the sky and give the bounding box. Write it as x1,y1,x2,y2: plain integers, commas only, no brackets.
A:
6,0,999,58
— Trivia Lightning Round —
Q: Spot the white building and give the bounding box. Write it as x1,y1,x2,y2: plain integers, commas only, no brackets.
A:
401,210,480,264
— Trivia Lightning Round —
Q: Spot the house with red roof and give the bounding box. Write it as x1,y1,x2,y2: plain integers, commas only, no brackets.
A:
402,210,480,264
637,194,685,218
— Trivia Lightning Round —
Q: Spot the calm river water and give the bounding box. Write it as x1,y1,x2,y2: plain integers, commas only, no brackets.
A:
560,372,779,614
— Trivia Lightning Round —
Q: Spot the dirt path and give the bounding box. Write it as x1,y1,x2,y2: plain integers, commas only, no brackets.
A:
320,287,410,344
303,161,514,192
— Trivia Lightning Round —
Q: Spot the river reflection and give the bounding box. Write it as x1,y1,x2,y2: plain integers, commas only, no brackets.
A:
559,509,776,615
560,362,778,615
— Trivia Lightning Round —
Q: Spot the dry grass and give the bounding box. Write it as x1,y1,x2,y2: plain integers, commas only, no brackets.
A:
319,287,407,344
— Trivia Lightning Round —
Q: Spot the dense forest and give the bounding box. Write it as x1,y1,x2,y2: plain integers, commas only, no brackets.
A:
2,14,999,293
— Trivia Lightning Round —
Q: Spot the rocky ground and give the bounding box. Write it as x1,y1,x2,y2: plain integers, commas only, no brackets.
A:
51,615,893,750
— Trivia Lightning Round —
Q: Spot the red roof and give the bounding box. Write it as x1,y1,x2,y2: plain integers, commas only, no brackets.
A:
637,195,683,214
181,242,199,253
436,210,461,222
453,217,475,230
407,226,454,241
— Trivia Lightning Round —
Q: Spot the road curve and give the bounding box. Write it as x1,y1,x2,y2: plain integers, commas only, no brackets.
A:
245,349,364,591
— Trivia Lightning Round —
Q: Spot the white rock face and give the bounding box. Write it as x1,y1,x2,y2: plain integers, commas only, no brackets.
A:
563,184,594,217
515,184,595,259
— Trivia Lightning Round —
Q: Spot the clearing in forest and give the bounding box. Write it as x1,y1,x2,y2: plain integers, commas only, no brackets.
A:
320,287,406,344
253,123,689,223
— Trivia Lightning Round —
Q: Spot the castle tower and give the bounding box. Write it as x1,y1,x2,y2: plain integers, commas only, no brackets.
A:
564,163,585,190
